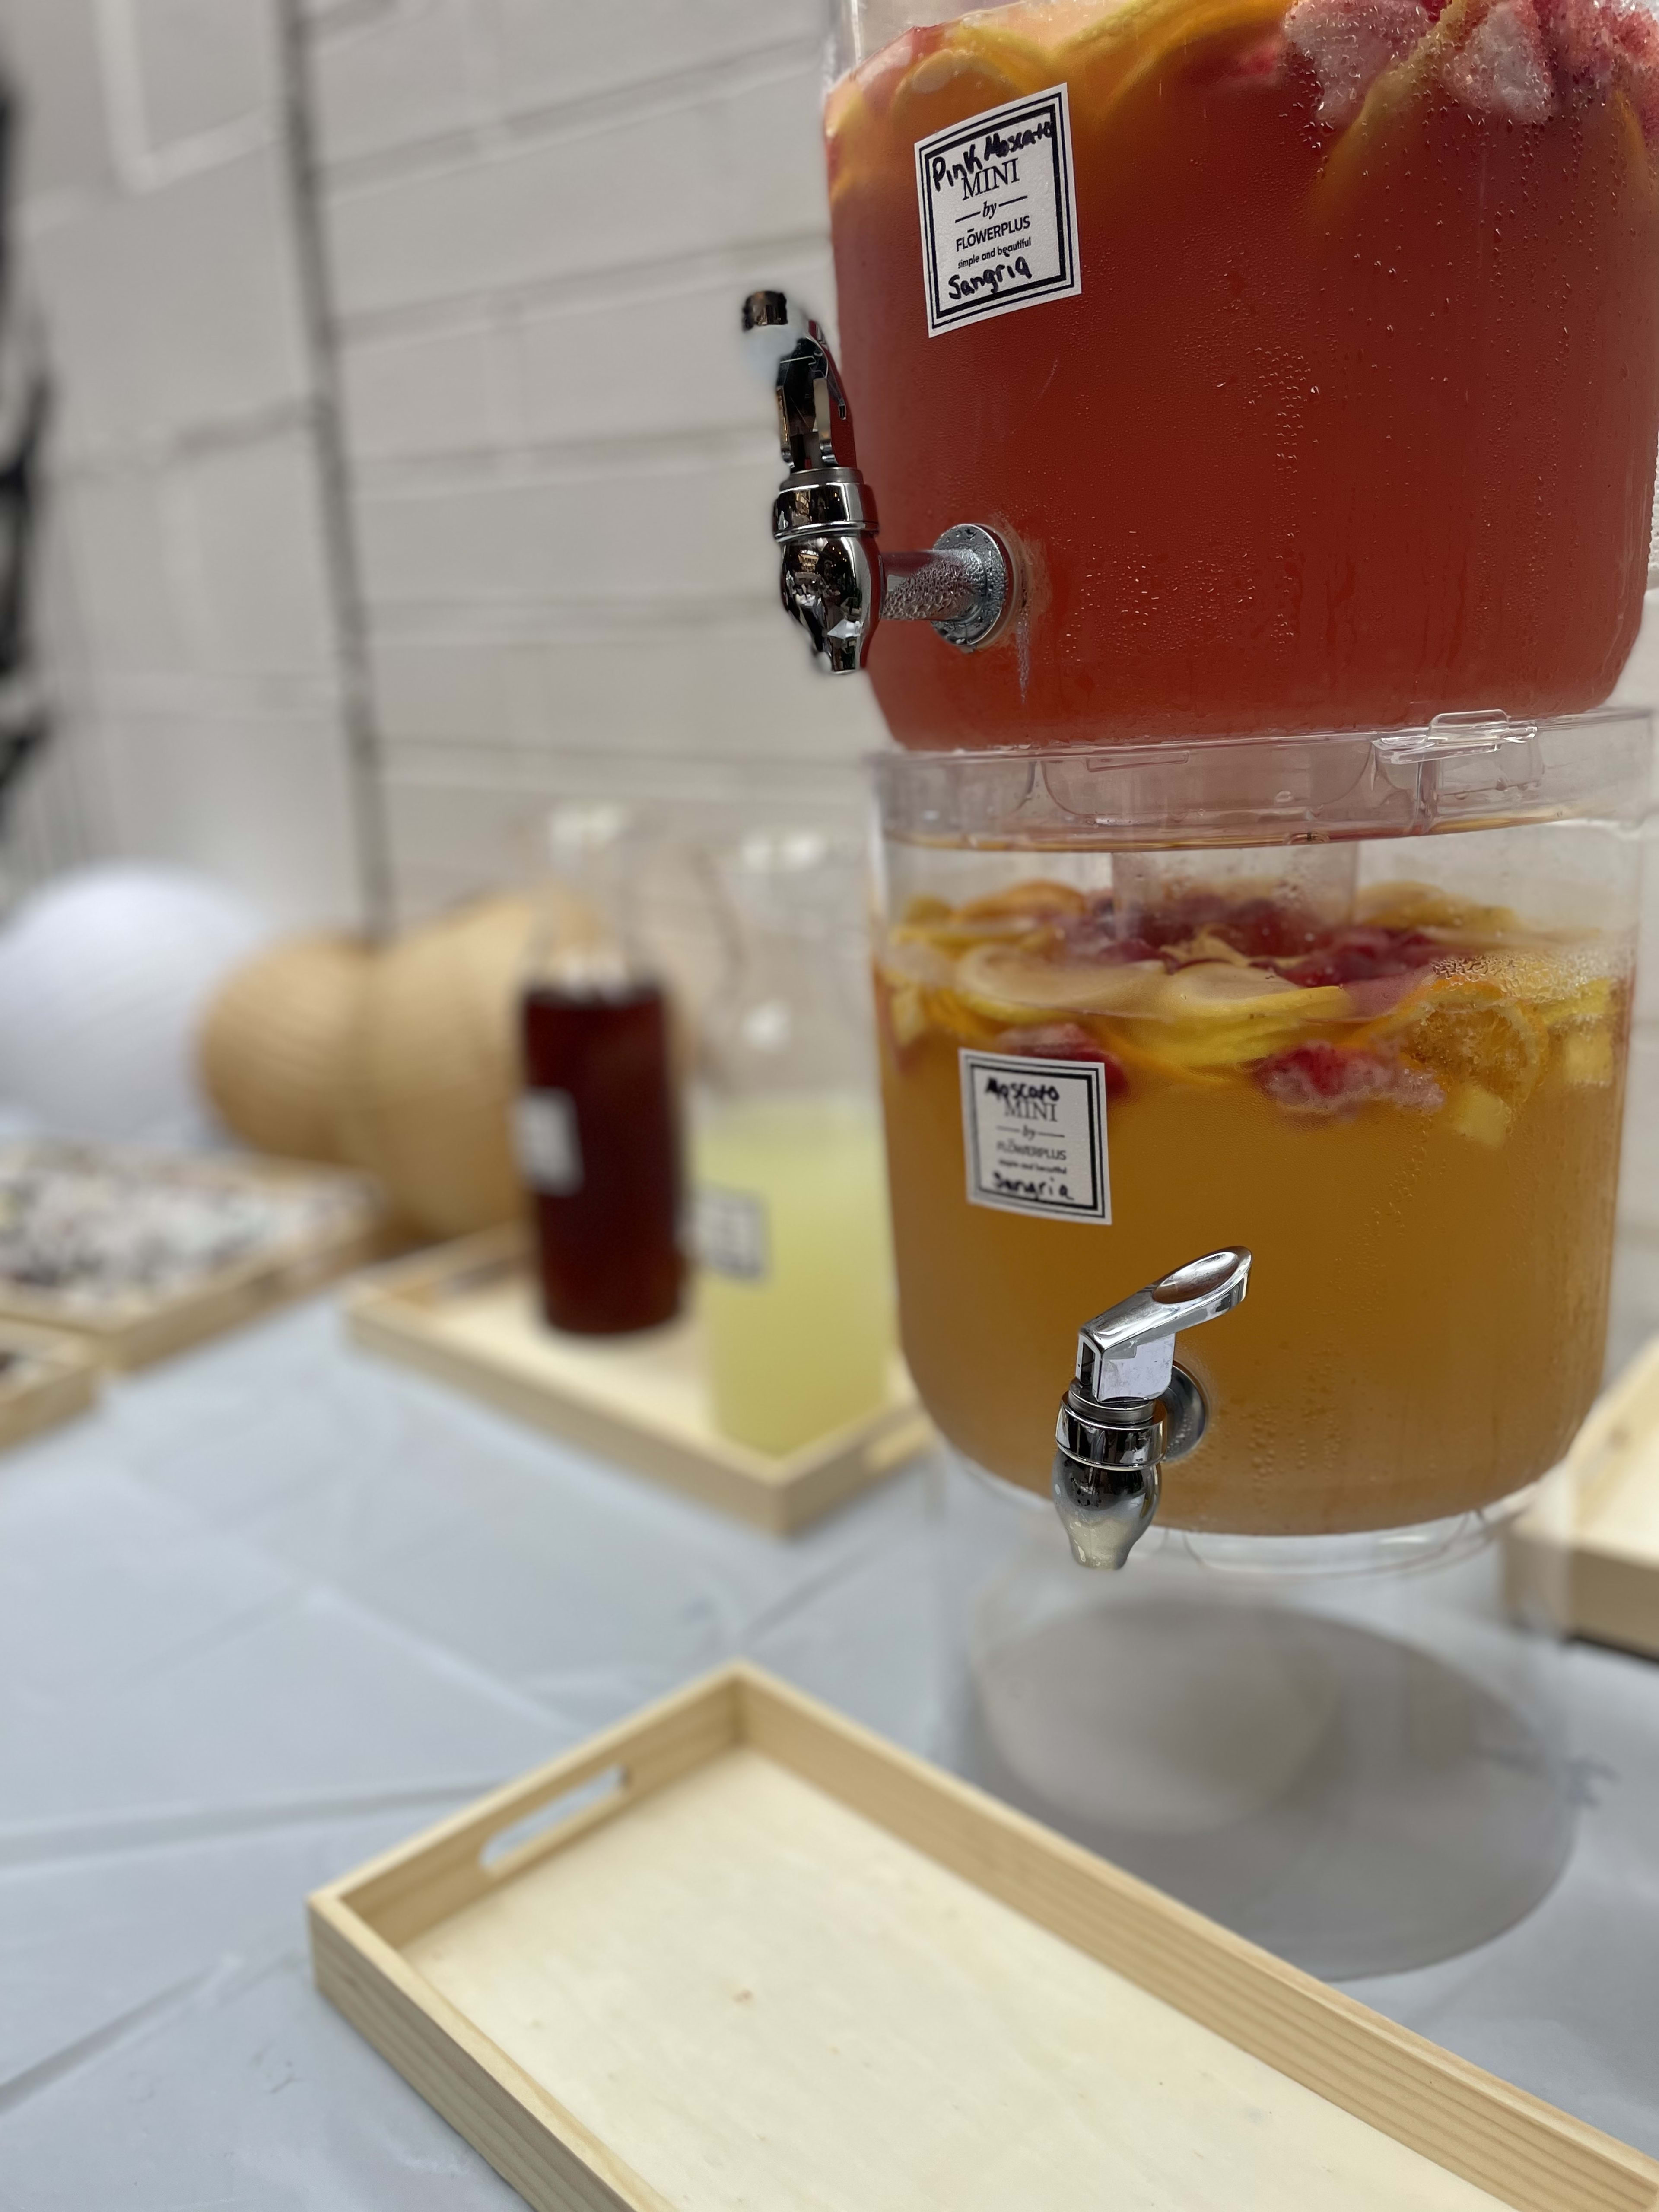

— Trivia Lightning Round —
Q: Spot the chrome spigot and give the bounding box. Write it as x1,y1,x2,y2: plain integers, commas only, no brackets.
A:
1053,1250,1252,1570
742,291,1017,672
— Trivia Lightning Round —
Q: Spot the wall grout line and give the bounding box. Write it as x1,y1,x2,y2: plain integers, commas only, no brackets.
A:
329,228,834,349
276,0,397,939
315,36,822,197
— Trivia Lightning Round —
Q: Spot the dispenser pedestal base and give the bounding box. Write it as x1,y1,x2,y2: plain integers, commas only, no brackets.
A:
938,1462,1574,1980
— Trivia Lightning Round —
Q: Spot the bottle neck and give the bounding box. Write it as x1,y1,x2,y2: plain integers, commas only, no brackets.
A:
531,833,654,998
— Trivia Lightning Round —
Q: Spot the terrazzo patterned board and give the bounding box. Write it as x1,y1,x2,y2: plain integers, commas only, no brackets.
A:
0,1141,386,1369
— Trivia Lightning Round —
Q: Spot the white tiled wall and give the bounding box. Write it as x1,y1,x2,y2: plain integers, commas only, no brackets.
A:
3,0,1658,1344
306,0,882,923
0,0,364,925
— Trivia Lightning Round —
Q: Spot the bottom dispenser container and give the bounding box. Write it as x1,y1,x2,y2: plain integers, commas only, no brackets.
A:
872,712,1647,1971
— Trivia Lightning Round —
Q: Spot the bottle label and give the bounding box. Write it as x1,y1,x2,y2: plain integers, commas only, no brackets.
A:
959,1049,1110,1223
515,1090,583,1196
914,83,1082,339
693,1186,769,1282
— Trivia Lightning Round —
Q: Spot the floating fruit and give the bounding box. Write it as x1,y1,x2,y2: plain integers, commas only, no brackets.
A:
1058,0,1287,115
1560,1026,1616,1085
992,1021,1130,1094
1379,977,1546,1105
959,880,1089,921
1255,1039,1443,1112
1446,1081,1513,1145
1285,0,1433,125
890,21,1053,141
955,942,1168,1018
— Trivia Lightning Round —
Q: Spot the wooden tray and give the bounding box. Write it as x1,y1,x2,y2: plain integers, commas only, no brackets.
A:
1506,1334,1659,1661
311,1662,1658,2212
0,1318,99,1450
343,1230,932,1534
0,1143,386,1370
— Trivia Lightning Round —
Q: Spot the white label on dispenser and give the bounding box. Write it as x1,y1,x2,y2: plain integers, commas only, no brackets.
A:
694,1186,770,1282
915,83,1082,338
515,1090,582,1196
960,1049,1110,1223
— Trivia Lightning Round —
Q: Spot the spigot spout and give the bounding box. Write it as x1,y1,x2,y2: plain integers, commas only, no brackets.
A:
1053,1250,1252,1569
742,291,1018,671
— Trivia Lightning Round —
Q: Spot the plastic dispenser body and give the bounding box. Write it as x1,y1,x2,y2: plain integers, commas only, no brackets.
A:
817,0,1659,745
873,717,1646,1552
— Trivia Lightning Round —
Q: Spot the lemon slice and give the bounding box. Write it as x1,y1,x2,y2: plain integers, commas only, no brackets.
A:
959,880,1088,921
890,23,1055,140
1056,0,1286,118
955,944,1168,1019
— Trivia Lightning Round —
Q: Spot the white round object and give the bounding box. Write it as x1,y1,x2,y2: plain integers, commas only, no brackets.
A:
0,865,270,1143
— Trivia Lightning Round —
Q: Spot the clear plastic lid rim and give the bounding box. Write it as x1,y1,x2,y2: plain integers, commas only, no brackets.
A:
869,709,1653,849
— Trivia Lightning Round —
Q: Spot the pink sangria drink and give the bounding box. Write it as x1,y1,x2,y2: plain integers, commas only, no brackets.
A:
826,0,1659,745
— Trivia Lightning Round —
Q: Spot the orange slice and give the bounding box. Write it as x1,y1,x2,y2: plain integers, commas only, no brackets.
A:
1374,977,1545,1106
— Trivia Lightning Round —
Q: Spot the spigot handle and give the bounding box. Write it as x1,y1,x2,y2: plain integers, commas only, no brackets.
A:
1074,1248,1252,1403
742,289,1017,670
1053,1249,1252,1571
743,290,857,474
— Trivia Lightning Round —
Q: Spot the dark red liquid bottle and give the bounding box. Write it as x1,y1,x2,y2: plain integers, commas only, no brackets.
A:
518,981,683,1334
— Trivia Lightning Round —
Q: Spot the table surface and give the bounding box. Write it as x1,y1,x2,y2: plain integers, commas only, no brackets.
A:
4,1288,1658,2208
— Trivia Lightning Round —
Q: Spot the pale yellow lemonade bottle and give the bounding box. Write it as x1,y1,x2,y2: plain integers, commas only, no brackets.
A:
693,832,896,1455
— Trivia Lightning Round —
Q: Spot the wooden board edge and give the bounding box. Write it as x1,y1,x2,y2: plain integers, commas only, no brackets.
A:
310,1897,665,2212
346,1303,789,1530
110,1220,386,1369
0,1357,99,1452
771,1406,934,1533
340,1224,528,1318
729,1665,1659,2212
344,1234,926,1535
1505,1523,1659,1663
316,1667,745,1946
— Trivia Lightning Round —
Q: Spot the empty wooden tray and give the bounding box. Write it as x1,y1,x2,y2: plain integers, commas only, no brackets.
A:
310,1663,1657,2212
343,1229,932,1534
0,1318,99,1451
1506,1333,1659,1662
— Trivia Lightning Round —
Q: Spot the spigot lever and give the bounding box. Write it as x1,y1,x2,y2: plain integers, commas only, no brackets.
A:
742,290,1017,672
1053,1249,1252,1571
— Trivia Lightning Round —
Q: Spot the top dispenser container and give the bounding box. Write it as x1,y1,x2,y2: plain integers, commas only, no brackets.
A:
759,0,1659,742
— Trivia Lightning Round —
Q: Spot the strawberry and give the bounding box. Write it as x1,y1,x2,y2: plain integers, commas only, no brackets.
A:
1255,1041,1443,1113
1284,0,1434,123
993,1023,1130,1097
1442,0,1556,118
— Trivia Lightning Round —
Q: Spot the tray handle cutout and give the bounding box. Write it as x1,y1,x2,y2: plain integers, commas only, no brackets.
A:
479,1763,629,1878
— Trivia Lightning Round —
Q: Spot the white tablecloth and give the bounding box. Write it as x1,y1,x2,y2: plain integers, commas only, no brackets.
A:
3,1292,1656,2205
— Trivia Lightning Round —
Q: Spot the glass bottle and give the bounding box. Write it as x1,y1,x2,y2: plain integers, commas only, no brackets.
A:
518,806,683,1334
693,830,895,1453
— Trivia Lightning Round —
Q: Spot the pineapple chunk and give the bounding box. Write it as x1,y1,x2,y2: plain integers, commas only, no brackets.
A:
1560,1027,1615,1087
1448,1082,1512,1147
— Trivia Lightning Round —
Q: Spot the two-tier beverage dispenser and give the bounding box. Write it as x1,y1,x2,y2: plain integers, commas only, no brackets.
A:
743,0,1659,1971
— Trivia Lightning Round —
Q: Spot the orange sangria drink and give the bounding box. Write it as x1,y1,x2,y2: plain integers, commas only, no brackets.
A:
826,0,1659,745
871,729,1642,1537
